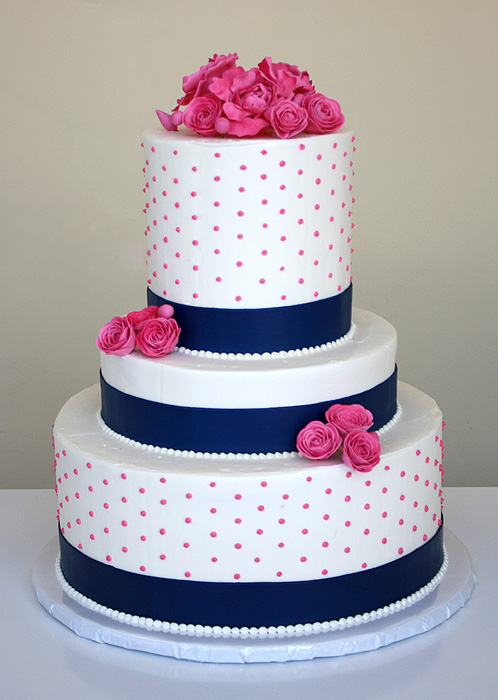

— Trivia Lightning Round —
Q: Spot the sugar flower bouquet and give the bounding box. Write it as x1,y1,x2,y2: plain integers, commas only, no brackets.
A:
157,53,345,139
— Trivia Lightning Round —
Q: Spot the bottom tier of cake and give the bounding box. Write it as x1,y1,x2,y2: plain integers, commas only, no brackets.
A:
53,382,444,635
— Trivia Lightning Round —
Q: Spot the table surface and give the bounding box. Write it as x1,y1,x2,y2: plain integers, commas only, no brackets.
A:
1,487,496,699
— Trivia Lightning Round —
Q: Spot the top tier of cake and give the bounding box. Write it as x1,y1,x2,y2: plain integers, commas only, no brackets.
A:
143,128,355,354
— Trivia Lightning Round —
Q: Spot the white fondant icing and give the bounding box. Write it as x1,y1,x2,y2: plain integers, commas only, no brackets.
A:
100,309,396,409
143,128,355,309
54,382,443,584
55,548,448,638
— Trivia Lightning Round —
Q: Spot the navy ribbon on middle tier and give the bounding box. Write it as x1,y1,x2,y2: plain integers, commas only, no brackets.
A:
100,367,397,454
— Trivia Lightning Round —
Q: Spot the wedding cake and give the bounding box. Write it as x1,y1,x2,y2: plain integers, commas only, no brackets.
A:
53,55,445,639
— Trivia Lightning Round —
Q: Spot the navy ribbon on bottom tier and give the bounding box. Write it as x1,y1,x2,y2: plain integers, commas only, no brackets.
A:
147,285,353,354
59,524,444,629
100,367,397,454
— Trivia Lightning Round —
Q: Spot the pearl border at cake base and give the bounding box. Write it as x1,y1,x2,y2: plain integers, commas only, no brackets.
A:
33,529,475,664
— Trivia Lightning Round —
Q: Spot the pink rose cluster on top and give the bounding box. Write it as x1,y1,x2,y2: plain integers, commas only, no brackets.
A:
96,305,180,358
156,53,345,139
296,404,381,472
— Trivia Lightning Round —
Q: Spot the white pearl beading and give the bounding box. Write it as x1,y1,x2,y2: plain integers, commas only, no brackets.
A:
176,324,357,360
55,546,447,639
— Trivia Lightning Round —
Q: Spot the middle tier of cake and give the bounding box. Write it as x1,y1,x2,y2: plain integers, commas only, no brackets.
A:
99,308,398,455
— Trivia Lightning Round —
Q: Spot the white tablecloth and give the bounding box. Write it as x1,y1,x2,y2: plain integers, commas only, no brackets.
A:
1,488,495,699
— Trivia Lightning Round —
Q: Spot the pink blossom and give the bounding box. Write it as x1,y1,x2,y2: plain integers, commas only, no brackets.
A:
258,57,315,102
126,306,159,332
209,66,271,137
180,53,239,106
303,93,345,134
136,317,180,357
325,403,374,437
270,99,308,139
182,95,223,136
342,430,381,472
96,316,136,357
296,420,341,460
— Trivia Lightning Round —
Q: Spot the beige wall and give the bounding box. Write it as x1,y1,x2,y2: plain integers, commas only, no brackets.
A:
1,0,497,488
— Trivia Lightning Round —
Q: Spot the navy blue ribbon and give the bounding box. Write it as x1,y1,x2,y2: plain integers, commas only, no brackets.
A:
100,367,397,454
147,285,352,354
59,523,443,629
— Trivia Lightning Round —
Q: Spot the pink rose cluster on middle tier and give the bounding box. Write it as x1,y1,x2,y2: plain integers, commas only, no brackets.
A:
157,54,345,139
96,305,180,358
296,404,382,472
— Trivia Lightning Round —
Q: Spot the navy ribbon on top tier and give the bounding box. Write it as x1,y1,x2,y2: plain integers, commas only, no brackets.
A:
147,285,352,354
100,367,397,454
59,523,444,630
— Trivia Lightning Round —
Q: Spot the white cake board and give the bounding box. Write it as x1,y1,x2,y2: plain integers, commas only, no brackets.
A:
33,529,475,664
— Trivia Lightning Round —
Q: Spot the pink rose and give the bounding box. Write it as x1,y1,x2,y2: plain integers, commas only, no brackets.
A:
136,317,181,357
126,306,159,332
180,53,239,106
270,99,308,139
258,57,315,101
296,420,341,460
324,403,374,437
209,66,271,137
342,430,381,472
96,316,136,357
182,94,223,136
303,93,345,134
